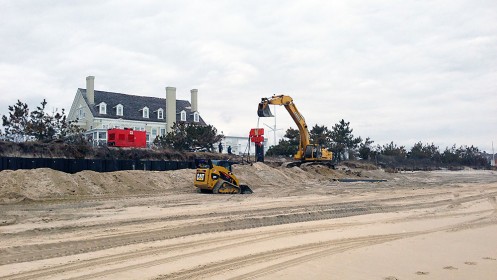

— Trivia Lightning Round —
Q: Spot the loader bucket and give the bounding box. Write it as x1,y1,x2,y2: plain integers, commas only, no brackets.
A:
257,102,274,117
240,184,253,194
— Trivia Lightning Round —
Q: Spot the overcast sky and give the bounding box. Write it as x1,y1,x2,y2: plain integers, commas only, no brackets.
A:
1,0,496,152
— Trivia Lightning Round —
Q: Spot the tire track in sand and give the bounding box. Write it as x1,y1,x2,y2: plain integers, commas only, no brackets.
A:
158,233,417,280
1,192,495,266
161,211,497,280
1,222,355,280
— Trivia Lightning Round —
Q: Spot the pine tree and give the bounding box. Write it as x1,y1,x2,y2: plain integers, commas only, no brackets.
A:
330,119,362,160
1,100,30,142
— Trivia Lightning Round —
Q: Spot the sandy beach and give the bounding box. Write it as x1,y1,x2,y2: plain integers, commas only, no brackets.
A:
1,163,496,279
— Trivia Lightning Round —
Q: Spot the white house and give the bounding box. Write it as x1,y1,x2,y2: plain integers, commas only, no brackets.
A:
68,76,206,145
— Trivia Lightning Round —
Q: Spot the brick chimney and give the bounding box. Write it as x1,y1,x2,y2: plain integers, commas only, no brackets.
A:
86,76,95,104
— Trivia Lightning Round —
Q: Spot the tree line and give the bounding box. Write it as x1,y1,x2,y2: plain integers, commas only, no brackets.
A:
1,99,83,143
0,99,491,167
266,119,490,168
153,122,223,152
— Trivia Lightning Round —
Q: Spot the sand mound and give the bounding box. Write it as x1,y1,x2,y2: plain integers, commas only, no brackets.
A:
0,168,196,203
0,162,388,203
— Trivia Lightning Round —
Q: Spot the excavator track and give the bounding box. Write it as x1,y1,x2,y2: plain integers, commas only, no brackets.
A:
282,161,335,169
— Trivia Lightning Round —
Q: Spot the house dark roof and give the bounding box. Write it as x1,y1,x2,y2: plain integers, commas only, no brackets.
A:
79,88,206,125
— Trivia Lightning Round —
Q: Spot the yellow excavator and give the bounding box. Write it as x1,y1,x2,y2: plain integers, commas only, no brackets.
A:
258,95,333,165
194,159,253,194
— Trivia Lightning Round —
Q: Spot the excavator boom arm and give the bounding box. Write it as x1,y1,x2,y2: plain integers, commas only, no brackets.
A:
258,95,311,159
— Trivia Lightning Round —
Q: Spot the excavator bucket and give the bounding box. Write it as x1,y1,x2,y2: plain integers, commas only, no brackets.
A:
257,102,274,117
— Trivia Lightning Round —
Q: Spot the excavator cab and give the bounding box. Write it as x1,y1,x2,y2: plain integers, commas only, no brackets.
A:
304,144,324,160
257,100,274,117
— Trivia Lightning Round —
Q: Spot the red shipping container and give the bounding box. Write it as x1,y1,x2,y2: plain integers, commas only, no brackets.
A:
107,128,147,148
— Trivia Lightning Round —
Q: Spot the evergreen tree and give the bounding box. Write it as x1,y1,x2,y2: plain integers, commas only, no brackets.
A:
2,99,84,143
1,100,30,142
266,128,299,157
330,119,362,160
28,99,54,140
358,137,375,160
441,145,459,164
380,141,407,157
187,124,223,152
154,122,223,152
309,124,332,147
409,142,440,161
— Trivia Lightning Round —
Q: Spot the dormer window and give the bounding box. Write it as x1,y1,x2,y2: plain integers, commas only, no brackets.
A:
180,110,186,122
142,107,149,118
193,112,199,122
116,104,123,116
99,102,107,114
157,108,164,119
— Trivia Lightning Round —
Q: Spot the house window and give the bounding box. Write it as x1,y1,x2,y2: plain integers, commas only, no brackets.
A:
193,112,199,122
160,128,166,135
157,108,164,119
116,104,123,116
180,110,186,122
99,102,107,114
98,131,107,140
78,107,83,118
143,107,149,118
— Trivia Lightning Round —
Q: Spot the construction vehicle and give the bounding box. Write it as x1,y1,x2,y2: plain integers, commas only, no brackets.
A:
194,159,253,194
258,95,333,165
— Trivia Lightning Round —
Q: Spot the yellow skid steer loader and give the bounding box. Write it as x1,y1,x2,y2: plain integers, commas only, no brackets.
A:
194,159,253,194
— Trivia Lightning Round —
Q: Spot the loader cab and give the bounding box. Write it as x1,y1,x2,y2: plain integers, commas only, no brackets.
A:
195,159,214,169
211,160,233,172
195,159,233,172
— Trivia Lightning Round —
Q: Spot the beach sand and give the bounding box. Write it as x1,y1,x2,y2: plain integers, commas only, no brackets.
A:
1,164,496,279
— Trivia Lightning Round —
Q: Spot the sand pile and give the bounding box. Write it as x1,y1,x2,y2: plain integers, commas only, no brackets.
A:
0,168,196,203
0,162,388,203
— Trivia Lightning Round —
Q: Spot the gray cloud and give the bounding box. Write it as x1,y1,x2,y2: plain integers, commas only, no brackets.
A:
0,0,496,152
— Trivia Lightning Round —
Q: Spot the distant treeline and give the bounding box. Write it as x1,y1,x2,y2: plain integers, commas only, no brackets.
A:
266,120,492,169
